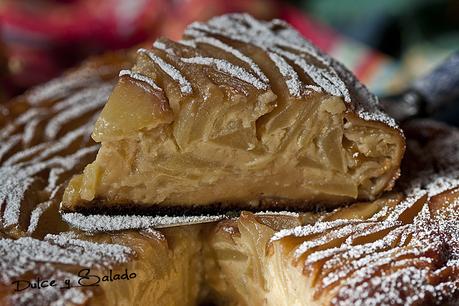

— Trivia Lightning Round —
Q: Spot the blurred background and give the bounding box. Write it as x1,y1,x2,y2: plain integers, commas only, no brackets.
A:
0,0,458,122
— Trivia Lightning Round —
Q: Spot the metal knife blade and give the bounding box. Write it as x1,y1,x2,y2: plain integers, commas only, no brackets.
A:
380,51,459,122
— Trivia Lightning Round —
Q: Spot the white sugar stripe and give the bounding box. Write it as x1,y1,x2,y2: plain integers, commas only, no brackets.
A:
185,14,358,104
229,14,329,64
46,145,99,193
187,36,269,83
268,52,302,97
276,29,329,65
181,56,268,90
45,86,111,139
0,58,120,233
182,28,205,40
271,219,362,241
137,48,192,94
23,118,42,145
185,23,251,47
273,48,350,102
46,168,65,193
1,144,99,228
233,14,327,64
3,143,47,166
52,86,111,112
32,124,93,164
293,222,386,259
119,69,162,91
178,39,196,48
0,233,133,283
304,84,323,92
27,201,53,234
27,71,101,105
0,124,16,141
0,109,46,144
152,41,175,55
0,134,21,161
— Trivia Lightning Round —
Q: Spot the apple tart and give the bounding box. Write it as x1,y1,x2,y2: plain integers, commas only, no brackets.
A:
204,120,459,306
62,14,405,212
0,53,457,305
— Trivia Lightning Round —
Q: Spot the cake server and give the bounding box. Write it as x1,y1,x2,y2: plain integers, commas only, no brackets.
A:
61,210,302,231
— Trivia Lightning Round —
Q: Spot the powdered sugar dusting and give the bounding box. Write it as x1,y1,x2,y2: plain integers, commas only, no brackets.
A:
179,13,398,128
126,13,399,129
255,210,300,217
0,232,133,305
0,56,125,235
267,52,302,97
0,54,170,306
153,40,176,55
27,68,104,105
119,69,162,91
62,210,304,232
27,201,53,234
1,142,99,228
0,134,21,161
185,14,349,101
272,47,347,100
138,48,192,94
181,56,267,90
0,233,132,273
357,109,398,130
44,85,112,139
181,35,269,83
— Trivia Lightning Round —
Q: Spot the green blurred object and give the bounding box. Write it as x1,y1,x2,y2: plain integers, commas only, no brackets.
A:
290,0,459,125
299,0,428,20
296,0,459,60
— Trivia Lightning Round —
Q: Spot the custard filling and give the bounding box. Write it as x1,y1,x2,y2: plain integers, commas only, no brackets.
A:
63,79,402,209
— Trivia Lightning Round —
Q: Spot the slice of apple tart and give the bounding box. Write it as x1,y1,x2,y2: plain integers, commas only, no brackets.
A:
62,13,405,212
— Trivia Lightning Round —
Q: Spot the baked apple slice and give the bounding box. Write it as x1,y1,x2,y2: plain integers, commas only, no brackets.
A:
62,14,405,213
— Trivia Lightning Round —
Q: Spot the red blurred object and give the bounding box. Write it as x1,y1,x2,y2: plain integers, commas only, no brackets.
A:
0,0,165,46
0,0,166,95
280,6,338,53
161,0,279,40
0,0,279,98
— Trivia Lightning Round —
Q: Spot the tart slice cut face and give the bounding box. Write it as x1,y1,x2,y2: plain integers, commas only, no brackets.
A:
62,14,405,212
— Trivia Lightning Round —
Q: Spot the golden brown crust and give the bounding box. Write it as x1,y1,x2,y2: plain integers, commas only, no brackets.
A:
63,195,360,215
